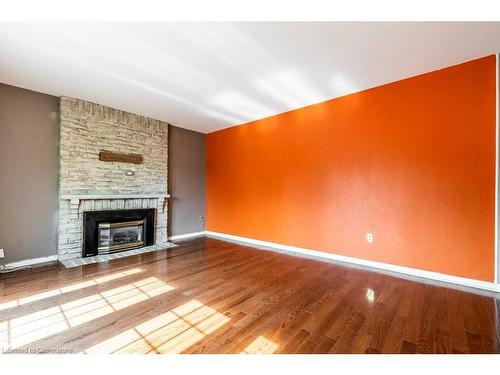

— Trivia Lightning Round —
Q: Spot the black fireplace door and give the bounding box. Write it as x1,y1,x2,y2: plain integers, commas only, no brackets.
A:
82,209,156,257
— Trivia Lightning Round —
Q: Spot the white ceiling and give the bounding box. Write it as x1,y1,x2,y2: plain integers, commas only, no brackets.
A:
1,22,500,133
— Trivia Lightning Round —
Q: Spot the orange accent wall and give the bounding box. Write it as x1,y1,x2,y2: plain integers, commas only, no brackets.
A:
206,56,496,282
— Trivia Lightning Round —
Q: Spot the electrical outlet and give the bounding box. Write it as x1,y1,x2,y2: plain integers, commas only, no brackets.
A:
199,216,205,230
366,233,374,243
0,249,4,259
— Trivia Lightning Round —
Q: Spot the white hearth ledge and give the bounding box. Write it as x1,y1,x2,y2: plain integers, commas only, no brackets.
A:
59,242,176,268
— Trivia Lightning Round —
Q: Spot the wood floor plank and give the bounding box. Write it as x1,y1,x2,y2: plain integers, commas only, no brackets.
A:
1,237,499,354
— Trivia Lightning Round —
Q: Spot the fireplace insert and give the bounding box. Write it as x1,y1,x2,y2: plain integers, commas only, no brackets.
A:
83,209,155,257
97,219,145,254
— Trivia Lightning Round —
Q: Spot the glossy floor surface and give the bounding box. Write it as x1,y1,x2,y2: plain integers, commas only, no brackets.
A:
1,237,499,354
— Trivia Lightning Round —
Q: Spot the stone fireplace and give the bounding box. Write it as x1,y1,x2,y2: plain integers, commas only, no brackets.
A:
57,97,170,262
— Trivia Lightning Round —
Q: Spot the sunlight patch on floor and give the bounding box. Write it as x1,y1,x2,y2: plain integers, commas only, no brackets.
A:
0,276,173,349
0,268,143,311
366,288,375,303
242,335,279,354
84,299,230,354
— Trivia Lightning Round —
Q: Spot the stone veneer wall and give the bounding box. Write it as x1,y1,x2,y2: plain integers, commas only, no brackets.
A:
58,97,169,260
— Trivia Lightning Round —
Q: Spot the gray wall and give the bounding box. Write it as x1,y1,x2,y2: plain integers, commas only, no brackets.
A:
168,125,206,236
0,82,206,264
0,83,59,263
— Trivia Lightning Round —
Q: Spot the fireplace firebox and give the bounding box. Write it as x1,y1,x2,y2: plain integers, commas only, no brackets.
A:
97,219,145,254
83,209,156,257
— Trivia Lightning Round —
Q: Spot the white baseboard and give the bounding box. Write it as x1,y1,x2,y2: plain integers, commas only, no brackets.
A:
205,231,500,293
4,255,58,269
168,231,206,241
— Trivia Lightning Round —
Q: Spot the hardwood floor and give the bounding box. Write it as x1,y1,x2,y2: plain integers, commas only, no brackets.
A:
1,237,499,354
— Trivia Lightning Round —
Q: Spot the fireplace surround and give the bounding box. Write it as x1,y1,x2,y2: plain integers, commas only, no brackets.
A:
58,97,170,262
83,209,156,257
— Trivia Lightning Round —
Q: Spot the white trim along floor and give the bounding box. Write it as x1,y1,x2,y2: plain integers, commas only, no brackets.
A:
170,231,500,296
